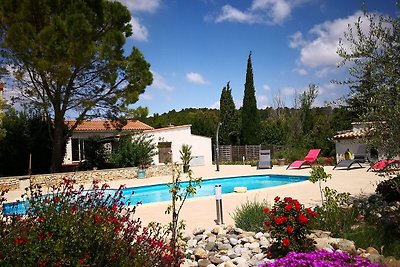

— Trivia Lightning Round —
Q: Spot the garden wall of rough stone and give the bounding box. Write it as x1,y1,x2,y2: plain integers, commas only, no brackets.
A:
0,165,172,191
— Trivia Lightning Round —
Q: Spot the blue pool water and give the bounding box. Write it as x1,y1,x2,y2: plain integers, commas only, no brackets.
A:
3,174,307,215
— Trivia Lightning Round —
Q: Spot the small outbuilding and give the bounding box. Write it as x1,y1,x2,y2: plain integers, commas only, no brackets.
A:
333,122,378,163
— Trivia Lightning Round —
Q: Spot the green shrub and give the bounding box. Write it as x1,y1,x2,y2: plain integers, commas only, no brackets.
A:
375,175,400,202
110,134,157,168
231,199,269,232
311,187,357,237
0,179,178,266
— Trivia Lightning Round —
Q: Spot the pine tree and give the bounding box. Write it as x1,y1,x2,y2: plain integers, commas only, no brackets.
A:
241,52,260,145
219,82,239,145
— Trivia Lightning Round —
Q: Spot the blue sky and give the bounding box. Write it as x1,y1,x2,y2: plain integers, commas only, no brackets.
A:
120,0,396,115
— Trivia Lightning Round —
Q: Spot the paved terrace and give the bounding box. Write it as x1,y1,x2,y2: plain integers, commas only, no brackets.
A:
5,164,387,234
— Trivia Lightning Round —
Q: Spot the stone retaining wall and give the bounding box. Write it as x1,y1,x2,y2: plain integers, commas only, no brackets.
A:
0,165,172,191
0,177,19,191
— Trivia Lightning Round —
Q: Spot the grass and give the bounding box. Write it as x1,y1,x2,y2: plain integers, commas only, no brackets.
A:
231,198,269,232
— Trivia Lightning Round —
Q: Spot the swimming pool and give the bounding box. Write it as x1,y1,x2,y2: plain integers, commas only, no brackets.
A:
2,174,308,215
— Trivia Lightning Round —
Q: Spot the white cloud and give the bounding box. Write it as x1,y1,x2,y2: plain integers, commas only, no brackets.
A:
210,101,220,109
151,71,174,91
295,68,308,76
215,0,308,25
280,87,296,96
139,93,153,101
129,17,148,41
186,72,209,84
117,0,160,13
262,84,271,91
289,31,306,48
257,95,270,108
292,11,368,68
215,5,258,24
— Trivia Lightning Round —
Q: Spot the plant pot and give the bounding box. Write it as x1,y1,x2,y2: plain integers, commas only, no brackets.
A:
277,158,285,166
137,169,146,179
183,164,190,173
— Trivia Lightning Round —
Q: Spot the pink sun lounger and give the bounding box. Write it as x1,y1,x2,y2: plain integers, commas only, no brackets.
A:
367,159,400,172
286,149,321,169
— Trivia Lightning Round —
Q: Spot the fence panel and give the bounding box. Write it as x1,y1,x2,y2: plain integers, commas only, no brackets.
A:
218,145,262,162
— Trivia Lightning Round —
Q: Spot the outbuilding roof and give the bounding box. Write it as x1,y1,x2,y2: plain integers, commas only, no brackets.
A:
333,129,368,140
66,120,153,132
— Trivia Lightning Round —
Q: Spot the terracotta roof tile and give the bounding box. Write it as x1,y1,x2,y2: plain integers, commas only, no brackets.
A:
66,120,153,132
333,129,367,140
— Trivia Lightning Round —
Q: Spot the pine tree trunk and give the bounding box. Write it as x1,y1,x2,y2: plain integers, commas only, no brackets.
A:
50,117,65,173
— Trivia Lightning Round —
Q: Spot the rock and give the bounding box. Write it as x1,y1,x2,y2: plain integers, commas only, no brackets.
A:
365,247,380,255
211,226,224,235
366,254,385,264
209,255,224,265
224,261,235,267
384,256,400,267
187,239,198,248
193,227,206,236
194,247,208,259
198,259,212,267
331,238,356,254
233,257,249,266
205,241,216,251
217,243,232,251
229,238,238,246
220,255,230,262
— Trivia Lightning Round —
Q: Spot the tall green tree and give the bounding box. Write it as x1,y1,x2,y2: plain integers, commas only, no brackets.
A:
300,84,318,137
241,52,260,145
0,0,152,172
219,82,239,145
0,85,5,140
337,5,400,156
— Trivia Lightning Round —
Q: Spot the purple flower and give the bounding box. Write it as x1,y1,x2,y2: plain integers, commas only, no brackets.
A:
259,250,383,267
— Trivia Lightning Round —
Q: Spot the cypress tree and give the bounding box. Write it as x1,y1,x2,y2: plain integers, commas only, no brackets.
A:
241,52,260,145
219,82,239,145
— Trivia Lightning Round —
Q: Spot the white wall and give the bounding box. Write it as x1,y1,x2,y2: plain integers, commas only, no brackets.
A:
335,140,367,163
147,126,212,166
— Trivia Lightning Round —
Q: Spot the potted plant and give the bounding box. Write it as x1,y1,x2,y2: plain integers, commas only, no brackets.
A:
275,150,286,166
180,144,193,173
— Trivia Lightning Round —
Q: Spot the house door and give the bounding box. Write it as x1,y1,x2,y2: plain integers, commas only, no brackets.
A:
158,142,172,164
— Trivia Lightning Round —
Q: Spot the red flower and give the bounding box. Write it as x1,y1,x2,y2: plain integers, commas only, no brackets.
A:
263,207,269,214
39,261,46,267
284,204,292,211
282,238,290,247
306,208,318,217
275,216,288,225
287,226,294,234
37,217,45,223
274,196,280,202
111,204,118,212
284,197,292,202
298,213,309,224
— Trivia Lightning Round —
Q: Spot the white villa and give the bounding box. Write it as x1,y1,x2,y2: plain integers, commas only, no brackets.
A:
63,120,212,167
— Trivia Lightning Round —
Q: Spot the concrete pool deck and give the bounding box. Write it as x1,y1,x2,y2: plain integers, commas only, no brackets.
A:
4,164,388,234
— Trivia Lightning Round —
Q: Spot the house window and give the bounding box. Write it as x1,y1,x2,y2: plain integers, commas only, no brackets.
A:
71,138,86,162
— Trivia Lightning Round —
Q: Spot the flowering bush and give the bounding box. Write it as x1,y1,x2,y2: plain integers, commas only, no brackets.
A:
259,249,383,267
264,196,317,258
0,178,181,266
